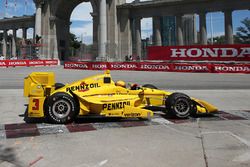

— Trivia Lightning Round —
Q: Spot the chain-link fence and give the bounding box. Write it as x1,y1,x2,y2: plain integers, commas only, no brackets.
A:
0,38,149,61
0,38,40,60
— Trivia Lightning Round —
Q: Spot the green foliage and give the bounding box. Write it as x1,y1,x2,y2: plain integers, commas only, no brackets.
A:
69,33,81,49
235,17,250,44
208,36,225,44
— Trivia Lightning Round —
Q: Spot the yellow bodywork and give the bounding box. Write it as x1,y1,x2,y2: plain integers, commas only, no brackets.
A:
24,70,218,120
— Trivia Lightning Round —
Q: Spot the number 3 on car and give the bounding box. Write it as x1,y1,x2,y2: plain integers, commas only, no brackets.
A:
32,99,39,110
28,97,45,117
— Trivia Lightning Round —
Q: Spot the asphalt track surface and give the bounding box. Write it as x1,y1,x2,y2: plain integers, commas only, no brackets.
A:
0,66,250,90
0,66,250,167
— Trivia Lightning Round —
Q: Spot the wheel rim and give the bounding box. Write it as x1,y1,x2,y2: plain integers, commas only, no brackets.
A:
174,98,190,116
52,100,71,119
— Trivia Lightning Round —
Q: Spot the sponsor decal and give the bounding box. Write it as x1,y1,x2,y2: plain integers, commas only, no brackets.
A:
214,65,250,72
103,101,130,110
147,45,250,61
174,65,209,71
65,63,88,69
66,82,100,92
9,61,27,66
140,64,170,70
111,64,137,69
44,60,58,65
63,61,250,74
170,47,250,58
29,61,44,65
92,64,107,69
0,60,58,67
0,62,6,66
124,113,141,117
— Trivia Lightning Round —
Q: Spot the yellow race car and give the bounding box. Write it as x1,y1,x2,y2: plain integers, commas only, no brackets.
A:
24,70,218,124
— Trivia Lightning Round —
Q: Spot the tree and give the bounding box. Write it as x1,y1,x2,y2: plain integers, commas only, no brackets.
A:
208,35,225,44
235,17,250,44
70,33,81,49
69,33,81,57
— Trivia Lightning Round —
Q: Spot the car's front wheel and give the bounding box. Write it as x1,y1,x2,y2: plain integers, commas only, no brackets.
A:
44,92,79,124
165,93,195,118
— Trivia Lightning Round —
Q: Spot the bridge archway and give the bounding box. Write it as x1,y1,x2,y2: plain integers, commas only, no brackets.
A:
34,0,125,61
69,2,94,60
54,0,94,61
37,0,98,60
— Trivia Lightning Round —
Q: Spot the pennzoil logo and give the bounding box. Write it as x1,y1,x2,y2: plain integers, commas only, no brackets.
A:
103,101,130,110
66,82,100,92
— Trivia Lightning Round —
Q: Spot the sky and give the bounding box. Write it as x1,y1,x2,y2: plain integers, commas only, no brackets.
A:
0,0,249,44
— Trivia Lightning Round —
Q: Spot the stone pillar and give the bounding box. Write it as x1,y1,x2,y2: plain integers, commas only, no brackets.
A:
193,15,198,44
2,30,8,59
176,14,184,46
91,12,99,60
199,12,207,45
224,10,234,44
118,8,132,61
34,0,44,59
97,0,107,60
21,28,27,59
22,28,27,39
135,17,141,59
33,28,36,42
153,16,162,46
35,0,43,37
12,29,17,58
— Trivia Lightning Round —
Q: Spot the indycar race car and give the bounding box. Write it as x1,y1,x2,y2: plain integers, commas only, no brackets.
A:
24,70,218,124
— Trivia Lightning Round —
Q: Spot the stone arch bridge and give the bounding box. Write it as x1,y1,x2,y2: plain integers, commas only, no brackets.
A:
0,0,249,61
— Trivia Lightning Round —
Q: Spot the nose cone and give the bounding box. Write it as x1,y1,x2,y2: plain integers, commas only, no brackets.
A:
195,99,218,113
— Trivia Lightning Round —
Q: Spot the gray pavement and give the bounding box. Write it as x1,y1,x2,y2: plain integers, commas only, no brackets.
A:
0,66,250,167
0,120,249,167
1,66,250,89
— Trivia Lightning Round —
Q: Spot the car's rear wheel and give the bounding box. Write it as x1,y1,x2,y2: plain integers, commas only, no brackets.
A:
166,93,195,118
142,84,158,89
44,92,79,124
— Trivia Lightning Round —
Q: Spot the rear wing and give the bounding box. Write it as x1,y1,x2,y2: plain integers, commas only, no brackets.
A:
24,72,55,97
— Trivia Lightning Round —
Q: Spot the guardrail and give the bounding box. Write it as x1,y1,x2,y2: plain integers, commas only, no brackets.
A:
0,60,59,67
64,61,250,74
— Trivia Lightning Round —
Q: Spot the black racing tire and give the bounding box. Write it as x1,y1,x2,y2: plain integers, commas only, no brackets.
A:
24,106,45,124
24,107,35,123
55,83,65,90
165,93,195,119
142,84,158,89
44,92,79,124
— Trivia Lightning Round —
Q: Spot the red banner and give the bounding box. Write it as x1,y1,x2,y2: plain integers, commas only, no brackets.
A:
0,60,58,67
147,44,250,61
64,61,250,74
171,63,212,73
213,64,250,73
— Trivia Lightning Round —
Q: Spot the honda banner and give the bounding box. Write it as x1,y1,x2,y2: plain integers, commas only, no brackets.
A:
64,62,250,74
147,44,250,61
0,60,58,67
